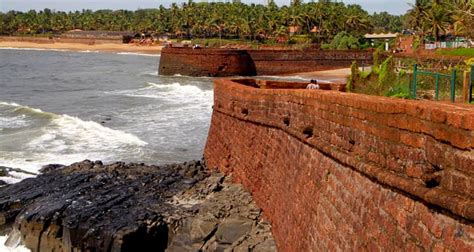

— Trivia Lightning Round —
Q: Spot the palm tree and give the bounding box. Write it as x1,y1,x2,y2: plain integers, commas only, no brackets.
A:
422,1,451,41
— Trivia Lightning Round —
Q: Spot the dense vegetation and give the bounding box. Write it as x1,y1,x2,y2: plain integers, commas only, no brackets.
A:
0,0,401,44
0,0,471,44
405,0,473,41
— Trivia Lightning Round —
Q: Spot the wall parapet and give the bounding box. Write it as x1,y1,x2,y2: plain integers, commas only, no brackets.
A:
204,79,474,250
159,48,373,76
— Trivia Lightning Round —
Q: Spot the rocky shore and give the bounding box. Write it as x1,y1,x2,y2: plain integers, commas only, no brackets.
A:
0,160,276,252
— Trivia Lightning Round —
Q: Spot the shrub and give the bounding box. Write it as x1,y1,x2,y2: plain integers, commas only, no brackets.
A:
329,31,360,50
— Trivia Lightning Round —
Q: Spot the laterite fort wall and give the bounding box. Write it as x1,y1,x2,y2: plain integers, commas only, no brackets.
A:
246,49,372,75
204,79,474,251
159,47,256,77
158,48,373,76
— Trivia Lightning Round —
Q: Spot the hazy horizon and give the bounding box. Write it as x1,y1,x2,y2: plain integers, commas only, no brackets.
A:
1,0,414,15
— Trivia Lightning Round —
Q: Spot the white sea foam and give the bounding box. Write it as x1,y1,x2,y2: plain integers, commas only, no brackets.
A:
116,52,160,57
0,235,30,252
107,82,212,104
141,71,159,77
0,115,28,129
0,102,148,176
79,50,100,53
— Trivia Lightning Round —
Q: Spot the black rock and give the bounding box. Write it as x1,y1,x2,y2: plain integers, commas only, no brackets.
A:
0,160,276,252
39,164,65,173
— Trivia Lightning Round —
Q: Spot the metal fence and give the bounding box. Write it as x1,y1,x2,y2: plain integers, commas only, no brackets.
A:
411,64,457,102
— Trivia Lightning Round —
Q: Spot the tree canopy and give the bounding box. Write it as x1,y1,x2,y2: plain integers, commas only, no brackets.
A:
405,0,473,41
0,1,402,43
1,0,470,43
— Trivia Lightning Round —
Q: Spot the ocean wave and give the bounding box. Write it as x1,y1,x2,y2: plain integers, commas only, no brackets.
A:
0,235,30,252
0,101,56,118
140,71,159,77
79,50,100,53
107,82,212,102
116,52,160,57
0,102,148,174
0,115,28,129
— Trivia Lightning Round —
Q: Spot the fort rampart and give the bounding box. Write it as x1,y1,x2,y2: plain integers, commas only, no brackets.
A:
204,79,474,251
158,47,256,77
159,48,373,76
246,49,372,75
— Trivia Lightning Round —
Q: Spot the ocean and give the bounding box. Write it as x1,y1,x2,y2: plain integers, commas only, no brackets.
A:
0,48,213,184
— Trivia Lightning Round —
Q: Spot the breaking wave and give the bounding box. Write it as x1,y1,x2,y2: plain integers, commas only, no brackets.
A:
0,102,147,174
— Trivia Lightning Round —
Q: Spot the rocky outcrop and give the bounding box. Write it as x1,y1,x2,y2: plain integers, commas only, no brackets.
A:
0,160,275,252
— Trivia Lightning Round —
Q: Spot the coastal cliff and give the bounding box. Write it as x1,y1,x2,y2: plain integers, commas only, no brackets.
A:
204,78,474,251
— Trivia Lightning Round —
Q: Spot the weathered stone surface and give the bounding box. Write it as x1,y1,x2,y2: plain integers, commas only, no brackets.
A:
159,48,257,77
0,160,276,252
215,218,253,244
159,47,373,77
204,78,474,251
167,175,275,252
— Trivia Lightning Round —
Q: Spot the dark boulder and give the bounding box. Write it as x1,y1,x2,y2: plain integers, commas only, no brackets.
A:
0,160,276,252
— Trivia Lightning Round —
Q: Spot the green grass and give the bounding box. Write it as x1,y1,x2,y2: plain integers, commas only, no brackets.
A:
436,48,474,57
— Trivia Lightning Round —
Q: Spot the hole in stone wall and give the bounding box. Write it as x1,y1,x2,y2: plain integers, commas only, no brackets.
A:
349,139,355,145
241,108,249,116
432,164,442,172
303,127,313,139
425,178,440,188
283,117,290,126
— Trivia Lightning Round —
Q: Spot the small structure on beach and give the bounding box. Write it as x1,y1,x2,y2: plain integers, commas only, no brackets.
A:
364,33,398,51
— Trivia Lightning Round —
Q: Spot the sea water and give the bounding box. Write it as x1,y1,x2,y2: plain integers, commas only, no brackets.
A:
0,48,215,251
0,48,213,179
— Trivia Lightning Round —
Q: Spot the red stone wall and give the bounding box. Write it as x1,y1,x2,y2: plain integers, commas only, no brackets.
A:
159,47,256,77
158,48,373,76
247,49,373,75
204,79,474,251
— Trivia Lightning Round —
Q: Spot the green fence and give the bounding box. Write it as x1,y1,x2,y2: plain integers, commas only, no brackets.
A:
411,64,457,102
470,65,473,103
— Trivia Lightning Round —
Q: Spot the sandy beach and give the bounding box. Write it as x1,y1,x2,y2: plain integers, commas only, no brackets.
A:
0,41,162,54
290,68,351,82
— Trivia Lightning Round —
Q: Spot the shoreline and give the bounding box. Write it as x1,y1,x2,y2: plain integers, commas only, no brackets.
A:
0,41,162,55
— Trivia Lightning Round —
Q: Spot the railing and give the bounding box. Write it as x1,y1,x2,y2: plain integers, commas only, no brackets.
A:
470,65,473,103
424,41,470,50
411,64,457,102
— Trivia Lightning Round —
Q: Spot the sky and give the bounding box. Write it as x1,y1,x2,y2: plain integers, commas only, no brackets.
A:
0,0,415,15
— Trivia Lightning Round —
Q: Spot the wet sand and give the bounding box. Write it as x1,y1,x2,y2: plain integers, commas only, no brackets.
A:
0,41,162,54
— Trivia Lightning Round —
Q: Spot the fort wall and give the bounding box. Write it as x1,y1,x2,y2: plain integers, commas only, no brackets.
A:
158,48,373,76
204,79,474,251
246,49,372,75
159,47,256,77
